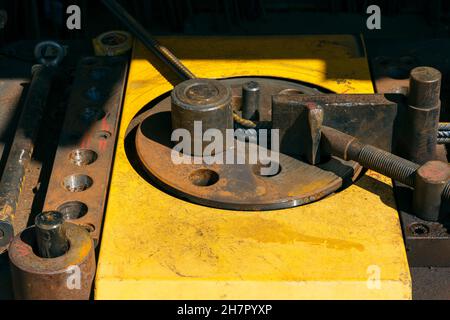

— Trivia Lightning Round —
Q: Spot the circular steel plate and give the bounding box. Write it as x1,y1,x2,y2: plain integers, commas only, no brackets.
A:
129,77,361,210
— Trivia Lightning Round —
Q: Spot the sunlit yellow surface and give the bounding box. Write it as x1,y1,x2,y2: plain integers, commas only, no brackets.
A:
95,36,411,300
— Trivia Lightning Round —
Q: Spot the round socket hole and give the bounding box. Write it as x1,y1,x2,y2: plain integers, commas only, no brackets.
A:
83,223,96,233
409,223,429,236
95,130,111,140
189,169,219,187
57,201,88,220
252,161,281,177
63,174,93,192
69,149,98,166
80,107,106,122
279,88,305,95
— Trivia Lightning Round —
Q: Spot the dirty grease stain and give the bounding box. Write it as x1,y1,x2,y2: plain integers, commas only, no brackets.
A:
224,217,364,251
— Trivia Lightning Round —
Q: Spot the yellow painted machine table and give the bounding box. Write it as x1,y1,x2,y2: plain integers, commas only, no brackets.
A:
95,36,411,299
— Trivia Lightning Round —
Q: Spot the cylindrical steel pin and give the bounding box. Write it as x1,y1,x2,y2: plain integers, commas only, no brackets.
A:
408,67,441,109
403,66,441,164
242,81,260,120
171,78,233,157
35,211,69,258
413,161,450,222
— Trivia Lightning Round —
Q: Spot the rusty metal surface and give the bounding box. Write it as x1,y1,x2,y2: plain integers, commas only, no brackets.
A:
368,38,450,299
397,67,442,165
171,78,233,156
0,52,51,299
411,267,450,300
132,77,360,210
0,66,55,250
41,56,128,245
35,212,70,259
393,147,450,268
272,93,399,155
0,80,26,167
321,125,450,214
0,41,124,299
322,126,421,187
8,222,95,300
397,184,450,267
413,161,450,221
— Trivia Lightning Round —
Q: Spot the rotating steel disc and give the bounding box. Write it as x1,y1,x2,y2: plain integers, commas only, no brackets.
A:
129,77,361,210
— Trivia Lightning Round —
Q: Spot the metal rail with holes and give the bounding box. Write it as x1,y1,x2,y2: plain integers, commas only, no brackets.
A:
41,56,128,245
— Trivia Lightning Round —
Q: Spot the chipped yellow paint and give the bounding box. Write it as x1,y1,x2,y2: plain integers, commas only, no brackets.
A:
95,36,411,299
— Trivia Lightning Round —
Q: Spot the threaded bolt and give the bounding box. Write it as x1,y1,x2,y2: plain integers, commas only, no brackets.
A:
322,125,450,203
443,183,450,200
357,145,419,187
351,141,450,205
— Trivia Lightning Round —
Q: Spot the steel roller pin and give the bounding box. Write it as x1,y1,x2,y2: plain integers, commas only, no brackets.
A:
35,211,69,259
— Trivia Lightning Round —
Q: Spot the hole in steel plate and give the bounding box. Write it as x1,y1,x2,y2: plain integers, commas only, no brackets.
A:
69,149,98,166
57,201,88,220
409,223,429,236
278,88,305,95
95,130,111,140
80,107,106,122
82,223,96,233
63,174,93,192
252,161,281,177
189,169,219,187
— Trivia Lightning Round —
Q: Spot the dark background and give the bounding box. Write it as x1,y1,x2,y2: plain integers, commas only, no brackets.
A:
0,0,449,41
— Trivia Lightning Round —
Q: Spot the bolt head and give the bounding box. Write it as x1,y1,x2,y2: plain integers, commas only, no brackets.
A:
417,161,450,184
410,66,441,84
243,81,260,91
35,211,65,231
186,83,219,102
172,78,231,110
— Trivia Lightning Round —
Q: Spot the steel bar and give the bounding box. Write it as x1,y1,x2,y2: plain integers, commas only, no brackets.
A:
438,138,450,144
322,126,450,202
101,0,257,128
439,123,450,131
102,0,195,81
0,65,54,250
